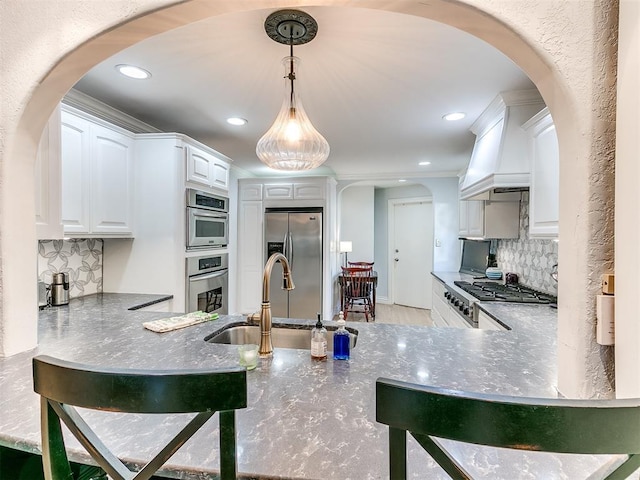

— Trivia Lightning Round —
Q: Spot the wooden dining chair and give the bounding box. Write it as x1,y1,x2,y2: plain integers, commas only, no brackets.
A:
341,266,374,322
348,261,374,271
376,377,640,480
33,355,247,480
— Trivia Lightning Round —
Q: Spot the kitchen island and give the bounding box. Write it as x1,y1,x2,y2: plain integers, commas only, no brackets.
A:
0,293,630,479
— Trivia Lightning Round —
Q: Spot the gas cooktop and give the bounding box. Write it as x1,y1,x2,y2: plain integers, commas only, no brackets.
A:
453,281,557,304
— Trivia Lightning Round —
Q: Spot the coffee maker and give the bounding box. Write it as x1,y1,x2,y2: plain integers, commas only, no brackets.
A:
50,273,69,306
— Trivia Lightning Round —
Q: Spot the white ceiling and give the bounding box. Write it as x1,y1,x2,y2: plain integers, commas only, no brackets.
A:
73,6,536,179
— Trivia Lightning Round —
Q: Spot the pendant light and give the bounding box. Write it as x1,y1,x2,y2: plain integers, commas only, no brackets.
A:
256,10,330,171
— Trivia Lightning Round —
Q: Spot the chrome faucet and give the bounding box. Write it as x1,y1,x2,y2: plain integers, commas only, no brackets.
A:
253,253,295,357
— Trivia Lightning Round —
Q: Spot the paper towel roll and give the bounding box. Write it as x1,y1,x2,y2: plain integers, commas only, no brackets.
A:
596,294,615,345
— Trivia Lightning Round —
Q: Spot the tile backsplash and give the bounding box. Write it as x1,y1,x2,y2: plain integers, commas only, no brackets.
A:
37,239,103,299
496,199,558,295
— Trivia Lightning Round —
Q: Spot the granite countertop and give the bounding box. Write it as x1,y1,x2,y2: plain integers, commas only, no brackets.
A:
0,292,628,479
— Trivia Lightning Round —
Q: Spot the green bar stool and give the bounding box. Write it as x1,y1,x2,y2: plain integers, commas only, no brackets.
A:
376,377,640,480
33,355,247,480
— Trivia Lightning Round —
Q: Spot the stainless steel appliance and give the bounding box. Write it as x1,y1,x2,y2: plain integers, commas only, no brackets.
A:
265,207,323,319
442,281,557,328
186,189,229,249
186,253,228,314
453,281,556,304
443,286,476,327
50,273,69,306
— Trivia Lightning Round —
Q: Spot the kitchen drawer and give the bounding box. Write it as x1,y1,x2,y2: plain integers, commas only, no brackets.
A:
431,292,449,323
432,277,447,298
447,308,472,329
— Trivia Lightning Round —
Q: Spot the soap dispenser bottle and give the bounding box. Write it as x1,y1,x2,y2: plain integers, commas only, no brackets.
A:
333,312,350,360
311,313,327,360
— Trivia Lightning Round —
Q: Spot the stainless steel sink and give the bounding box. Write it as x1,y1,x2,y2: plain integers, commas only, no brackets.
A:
206,324,357,351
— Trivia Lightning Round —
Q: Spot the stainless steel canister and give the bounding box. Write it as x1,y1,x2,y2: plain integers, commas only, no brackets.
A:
51,272,69,306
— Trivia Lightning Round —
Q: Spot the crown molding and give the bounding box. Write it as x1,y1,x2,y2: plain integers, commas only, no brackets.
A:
63,89,162,134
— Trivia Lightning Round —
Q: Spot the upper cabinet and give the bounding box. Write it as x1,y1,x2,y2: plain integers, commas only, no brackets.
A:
263,181,326,202
61,105,134,237
185,142,231,192
35,106,63,240
523,108,559,238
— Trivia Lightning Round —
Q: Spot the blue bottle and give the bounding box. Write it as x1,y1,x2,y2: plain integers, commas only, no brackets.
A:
333,313,350,360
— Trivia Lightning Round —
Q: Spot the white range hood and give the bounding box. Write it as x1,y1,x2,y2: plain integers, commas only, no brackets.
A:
460,90,545,200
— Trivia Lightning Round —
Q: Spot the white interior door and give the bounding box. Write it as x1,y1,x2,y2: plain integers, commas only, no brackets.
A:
392,200,433,309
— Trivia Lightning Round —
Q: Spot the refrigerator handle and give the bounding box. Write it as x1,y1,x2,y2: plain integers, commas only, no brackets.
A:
288,232,294,267
282,233,288,259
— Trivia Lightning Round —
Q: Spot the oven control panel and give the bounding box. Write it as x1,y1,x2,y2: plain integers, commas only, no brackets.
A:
443,286,477,327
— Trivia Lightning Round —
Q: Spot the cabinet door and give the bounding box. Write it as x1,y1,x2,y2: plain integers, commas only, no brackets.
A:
458,201,469,236
529,114,559,238
466,201,485,237
264,184,294,200
212,159,229,190
241,183,263,201
293,182,324,200
90,124,134,235
186,145,214,187
35,106,63,239
237,201,264,313
61,110,91,234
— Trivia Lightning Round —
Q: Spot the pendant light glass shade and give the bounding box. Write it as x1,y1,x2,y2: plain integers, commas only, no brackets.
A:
256,56,330,171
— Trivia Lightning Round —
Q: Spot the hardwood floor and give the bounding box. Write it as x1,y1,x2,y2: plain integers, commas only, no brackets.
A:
340,303,432,326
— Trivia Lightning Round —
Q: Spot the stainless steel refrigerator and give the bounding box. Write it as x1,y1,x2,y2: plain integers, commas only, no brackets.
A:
265,207,323,319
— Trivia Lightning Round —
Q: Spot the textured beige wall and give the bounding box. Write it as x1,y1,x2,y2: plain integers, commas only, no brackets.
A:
0,0,619,398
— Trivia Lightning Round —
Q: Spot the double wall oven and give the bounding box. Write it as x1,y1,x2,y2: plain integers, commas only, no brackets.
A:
185,189,229,314
186,189,228,249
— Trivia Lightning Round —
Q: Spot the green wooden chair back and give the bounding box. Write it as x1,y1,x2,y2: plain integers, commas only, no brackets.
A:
376,377,640,480
33,355,247,480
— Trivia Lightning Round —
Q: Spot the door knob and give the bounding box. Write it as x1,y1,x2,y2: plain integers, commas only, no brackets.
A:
394,258,399,262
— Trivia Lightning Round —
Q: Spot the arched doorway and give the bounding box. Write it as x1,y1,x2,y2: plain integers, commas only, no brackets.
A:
2,0,616,399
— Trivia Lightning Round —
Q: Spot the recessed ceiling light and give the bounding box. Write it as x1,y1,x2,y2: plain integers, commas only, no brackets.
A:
418,161,431,166
443,112,466,121
226,117,248,126
115,64,151,80
398,179,407,183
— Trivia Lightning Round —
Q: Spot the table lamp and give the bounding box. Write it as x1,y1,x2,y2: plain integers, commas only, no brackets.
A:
339,241,352,268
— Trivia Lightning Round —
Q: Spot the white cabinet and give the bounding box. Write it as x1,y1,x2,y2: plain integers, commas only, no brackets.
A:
185,142,231,191
263,181,326,201
523,108,559,238
458,199,520,239
35,106,63,239
431,278,450,327
61,105,134,237
237,198,264,314
90,123,134,235
264,184,294,200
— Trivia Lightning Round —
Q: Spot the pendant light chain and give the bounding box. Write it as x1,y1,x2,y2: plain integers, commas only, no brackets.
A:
288,37,295,108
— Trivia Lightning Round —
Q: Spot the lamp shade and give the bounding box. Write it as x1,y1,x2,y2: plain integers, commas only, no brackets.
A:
256,56,330,171
339,241,353,253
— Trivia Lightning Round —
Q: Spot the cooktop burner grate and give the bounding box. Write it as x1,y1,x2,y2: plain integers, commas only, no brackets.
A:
453,281,557,304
